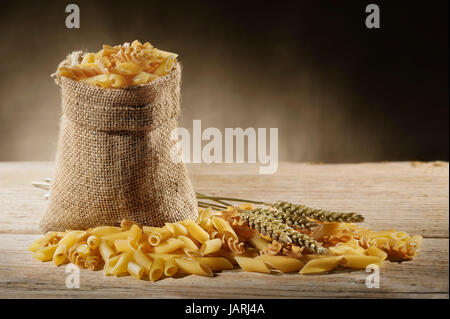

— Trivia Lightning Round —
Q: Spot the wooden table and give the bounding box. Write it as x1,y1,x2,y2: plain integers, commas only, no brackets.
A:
0,161,448,298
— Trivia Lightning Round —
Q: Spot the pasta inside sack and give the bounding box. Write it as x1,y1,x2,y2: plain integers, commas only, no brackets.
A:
30,204,423,281
56,40,178,88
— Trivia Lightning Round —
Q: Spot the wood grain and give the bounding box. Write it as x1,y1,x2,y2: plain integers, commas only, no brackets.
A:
0,161,448,298
0,234,447,299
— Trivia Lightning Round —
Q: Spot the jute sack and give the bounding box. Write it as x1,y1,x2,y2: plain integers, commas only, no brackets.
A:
40,52,197,232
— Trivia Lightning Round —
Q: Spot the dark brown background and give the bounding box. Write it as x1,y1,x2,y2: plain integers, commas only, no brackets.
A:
0,0,448,162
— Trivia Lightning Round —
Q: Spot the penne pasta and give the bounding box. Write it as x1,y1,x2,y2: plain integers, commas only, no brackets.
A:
300,256,343,274
200,238,222,256
234,256,271,274
147,253,184,261
103,255,121,276
114,62,142,76
149,257,165,282
339,255,382,269
89,226,122,238
256,255,304,273
153,238,184,254
185,220,210,244
153,56,176,76
178,235,199,252
53,231,84,266
111,252,133,276
32,245,58,262
329,245,365,256
127,261,144,279
101,231,130,242
165,222,188,237
212,216,238,241
114,239,137,253
194,257,234,271
174,258,213,277
133,250,153,274
164,258,178,277
120,219,140,231
145,226,172,246
128,224,142,245
99,240,116,261
247,236,270,251
87,235,100,249
365,246,388,260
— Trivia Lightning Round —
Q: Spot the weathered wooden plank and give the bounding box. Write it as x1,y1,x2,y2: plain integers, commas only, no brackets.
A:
0,234,447,299
0,162,447,237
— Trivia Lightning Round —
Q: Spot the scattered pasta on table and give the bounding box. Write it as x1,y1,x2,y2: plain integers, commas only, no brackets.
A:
55,40,178,88
30,203,422,281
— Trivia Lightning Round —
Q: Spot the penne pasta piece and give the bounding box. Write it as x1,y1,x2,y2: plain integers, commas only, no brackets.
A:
81,53,96,64
103,255,121,276
178,235,199,252
234,256,271,274
114,239,137,253
128,224,142,245
185,220,210,244
365,246,388,260
312,223,340,239
133,250,153,274
131,72,159,85
194,257,234,271
145,226,172,246
127,261,144,279
89,226,122,238
212,216,238,241
247,236,269,251
32,245,58,262
200,238,222,256
153,48,179,59
153,238,184,254
256,255,304,273
153,55,176,76
99,240,116,261
114,62,142,76
109,74,127,88
101,231,130,242
111,252,133,276
174,258,213,277
87,235,100,249
329,245,365,256
29,232,59,252
300,256,343,274
53,231,84,266
147,253,184,261
149,257,165,281
339,255,382,269
81,74,110,88
120,219,140,231
165,223,188,237
164,258,178,277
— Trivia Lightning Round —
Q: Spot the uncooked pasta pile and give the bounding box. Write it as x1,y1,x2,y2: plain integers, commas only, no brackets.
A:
55,40,177,88
30,201,422,281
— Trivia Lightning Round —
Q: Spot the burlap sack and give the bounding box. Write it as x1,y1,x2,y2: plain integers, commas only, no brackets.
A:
40,52,197,232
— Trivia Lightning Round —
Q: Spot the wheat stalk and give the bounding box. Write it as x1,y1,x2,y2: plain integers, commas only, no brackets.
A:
238,209,327,254
248,207,319,231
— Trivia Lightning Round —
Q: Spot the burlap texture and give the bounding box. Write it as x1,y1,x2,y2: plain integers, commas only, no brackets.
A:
40,54,197,232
